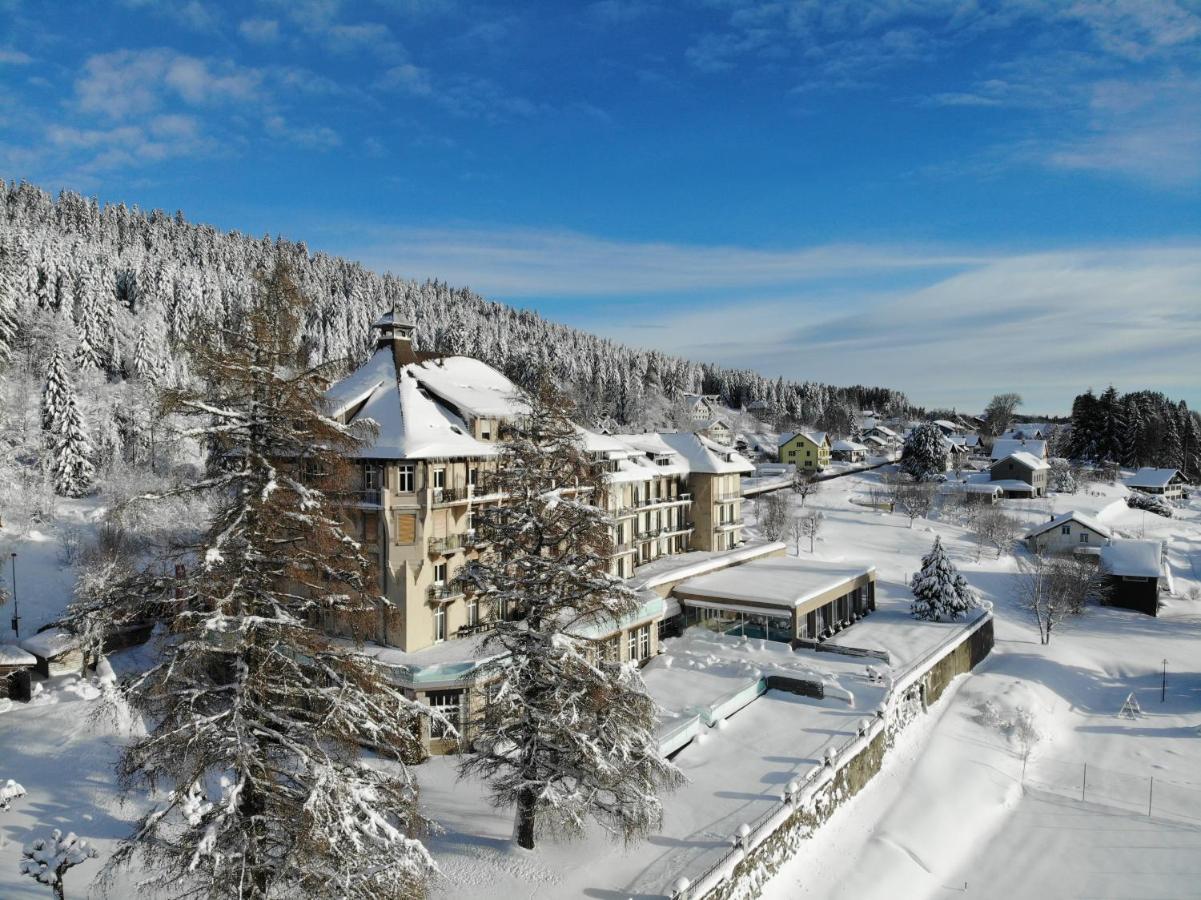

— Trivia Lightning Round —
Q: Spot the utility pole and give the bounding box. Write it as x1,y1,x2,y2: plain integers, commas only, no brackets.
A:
1162,659,1168,703
9,552,19,638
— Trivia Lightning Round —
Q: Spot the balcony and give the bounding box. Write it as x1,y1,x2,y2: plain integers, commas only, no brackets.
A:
427,584,465,603
634,492,692,509
427,534,466,556
715,518,745,531
428,486,471,506
455,620,497,638
714,491,741,502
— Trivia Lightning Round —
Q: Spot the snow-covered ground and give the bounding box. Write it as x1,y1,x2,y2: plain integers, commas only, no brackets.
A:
2,470,1199,899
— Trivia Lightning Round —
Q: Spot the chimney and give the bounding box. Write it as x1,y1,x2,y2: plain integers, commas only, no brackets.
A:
373,309,420,366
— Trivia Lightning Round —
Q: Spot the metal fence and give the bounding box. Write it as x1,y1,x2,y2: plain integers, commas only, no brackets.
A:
1022,755,1201,824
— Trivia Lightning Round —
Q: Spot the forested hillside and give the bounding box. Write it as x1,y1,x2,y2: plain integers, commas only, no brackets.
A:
0,179,907,433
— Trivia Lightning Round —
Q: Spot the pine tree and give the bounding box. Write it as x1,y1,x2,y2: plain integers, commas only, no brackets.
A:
0,242,20,366
72,266,106,372
458,374,682,851
910,536,976,622
50,387,95,497
41,344,73,434
130,322,162,382
68,261,434,899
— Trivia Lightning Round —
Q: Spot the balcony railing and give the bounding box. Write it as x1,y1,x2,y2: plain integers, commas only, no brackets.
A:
331,488,382,506
455,620,497,638
427,534,466,555
715,491,741,502
716,518,745,530
634,492,692,509
429,486,471,506
427,584,465,602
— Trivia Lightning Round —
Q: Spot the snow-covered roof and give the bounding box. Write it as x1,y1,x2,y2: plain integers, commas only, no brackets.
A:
862,435,888,446
629,541,787,592
576,426,638,459
674,557,875,611
933,419,960,431
990,439,1047,461
1125,467,1186,489
694,417,731,431
832,439,868,453
1025,510,1113,540
657,431,754,475
988,479,1038,493
939,482,1003,495
20,629,79,659
0,643,37,666
325,348,498,460
866,425,900,439
778,430,827,448
1100,539,1163,579
993,451,1050,472
406,356,527,420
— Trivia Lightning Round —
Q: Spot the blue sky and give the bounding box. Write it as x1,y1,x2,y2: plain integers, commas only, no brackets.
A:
2,0,1199,413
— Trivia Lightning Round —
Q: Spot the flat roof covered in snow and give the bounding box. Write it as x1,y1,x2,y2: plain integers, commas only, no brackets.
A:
674,556,875,612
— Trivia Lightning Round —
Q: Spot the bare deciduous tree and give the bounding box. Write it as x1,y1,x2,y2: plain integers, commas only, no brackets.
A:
975,507,1022,559
895,480,937,528
983,392,1022,437
791,472,820,506
798,509,823,553
1016,552,1102,644
760,492,792,542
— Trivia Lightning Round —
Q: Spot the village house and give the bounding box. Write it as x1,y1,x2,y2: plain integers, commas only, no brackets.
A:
831,439,868,463
863,424,901,446
1100,539,1166,616
1024,510,1113,555
988,451,1049,498
778,430,831,472
1125,468,1190,502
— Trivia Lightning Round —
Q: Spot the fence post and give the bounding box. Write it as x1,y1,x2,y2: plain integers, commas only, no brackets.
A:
1082,762,1087,802
1148,777,1153,817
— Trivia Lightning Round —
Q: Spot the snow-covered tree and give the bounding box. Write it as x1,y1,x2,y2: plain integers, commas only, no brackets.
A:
791,471,820,506
49,380,95,497
910,536,976,622
40,344,72,435
760,492,792,542
19,828,97,900
797,509,823,553
68,261,435,899
457,374,682,850
901,423,947,481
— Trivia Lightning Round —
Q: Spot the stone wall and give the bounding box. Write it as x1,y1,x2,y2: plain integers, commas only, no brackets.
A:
699,615,994,900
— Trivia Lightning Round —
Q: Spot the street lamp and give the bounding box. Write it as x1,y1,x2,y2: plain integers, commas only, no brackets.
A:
9,552,18,638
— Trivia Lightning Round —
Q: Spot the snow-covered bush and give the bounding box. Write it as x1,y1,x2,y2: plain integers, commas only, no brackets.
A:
1126,492,1173,518
1,778,27,810
910,536,977,622
19,828,98,899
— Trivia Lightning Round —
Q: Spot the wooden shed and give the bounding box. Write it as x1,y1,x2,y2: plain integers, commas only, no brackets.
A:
20,629,84,678
1,643,38,700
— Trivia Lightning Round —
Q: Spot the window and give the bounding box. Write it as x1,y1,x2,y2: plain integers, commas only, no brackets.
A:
638,625,651,660
1061,524,1071,535
394,513,416,544
433,562,448,584
433,468,446,490
1080,533,1089,543
433,605,447,643
627,628,637,660
363,464,381,490
397,464,415,492
468,467,478,487
481,423,492,440
427,689,460,738
465,596,479,627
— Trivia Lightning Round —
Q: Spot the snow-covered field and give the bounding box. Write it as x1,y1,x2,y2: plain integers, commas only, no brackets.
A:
2,470,1199,898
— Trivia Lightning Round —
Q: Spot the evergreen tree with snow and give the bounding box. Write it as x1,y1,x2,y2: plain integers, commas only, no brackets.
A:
41,344,72,434
457,373,682,851
130,322,162,382
910,536,977,622
0,243,20,366
901,422,948,481
68,261,435,899
71,267,106,373
50,387,95,497
19,827,97,900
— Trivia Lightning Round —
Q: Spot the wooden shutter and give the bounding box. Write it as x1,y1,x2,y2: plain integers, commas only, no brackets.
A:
394,513,416,544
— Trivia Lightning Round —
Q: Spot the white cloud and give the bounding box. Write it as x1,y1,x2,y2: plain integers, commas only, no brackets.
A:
263,114,341,149
239,18,281,43
0,48,32,64
342,224,1201,410
75,49,262,119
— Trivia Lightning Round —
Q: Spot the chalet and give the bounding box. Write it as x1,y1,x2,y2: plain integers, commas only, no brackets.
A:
1100,539,1165,616
1024,511,1113,555
932,419,962,436
19,629,83,678
744,399,772,416
1125,468,1189,502
681,392,721,422
831,439,868,463
778,431,830,472
989,451,1049,498
694,417,734,446
1000,424,1051,441
863,425,901,445
862,434,890,452
990,438,1047,462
